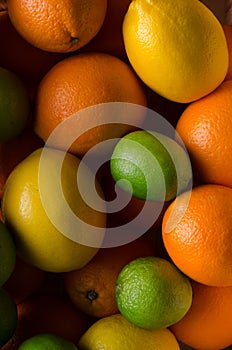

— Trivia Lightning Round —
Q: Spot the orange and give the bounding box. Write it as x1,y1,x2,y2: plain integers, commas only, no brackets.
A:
79,0,131,61
2,293,91,350
7,0,107,53
0,124,44,199
170,280,232,350
0,11,67,90
4,255,46,304
34,52,147,157
162,184,232,287
223,24,232,81
63,236,154,318
176,79,232,188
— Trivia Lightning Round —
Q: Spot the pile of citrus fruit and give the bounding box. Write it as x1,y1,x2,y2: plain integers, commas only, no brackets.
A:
1,0,232,349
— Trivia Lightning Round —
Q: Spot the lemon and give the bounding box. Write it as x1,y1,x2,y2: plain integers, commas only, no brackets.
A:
110,130,192,202
0,287,18,348
115,256,192,330
18,333,78,350
78,313,180,350
1,148,106,272
123,0,229,103
0,221,16,287
0,67,30,141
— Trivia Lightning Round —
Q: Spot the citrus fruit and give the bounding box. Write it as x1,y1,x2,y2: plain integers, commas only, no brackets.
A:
4,255,46,304
122,0,228,103
110,130,192,202
176,80,232,189
115,256,192,329
0,11,66,89
78,313,180,350
34,52,147,157
0,67,30,141
63,236,153,318
162,184,232,287
170,281,232,350
1,147,106,272
18,333,78,350
7,0,107,53
0,220,16,287
0,287,18,348
3,293,90,350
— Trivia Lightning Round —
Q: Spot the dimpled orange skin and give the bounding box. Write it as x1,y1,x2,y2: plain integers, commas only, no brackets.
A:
171,281,232,350
176,80,232,188
7,0,107,53
162,184,232,287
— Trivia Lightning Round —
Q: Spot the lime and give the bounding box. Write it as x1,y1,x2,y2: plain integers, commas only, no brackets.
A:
115,256,192,329
0,67,30,141
0,287,18,347
78,313,180,350
122,0,228,103
0,220,16,287
110,130,192,201
18,333,78,350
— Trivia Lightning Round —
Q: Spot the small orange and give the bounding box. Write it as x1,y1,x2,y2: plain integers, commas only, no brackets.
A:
223,24,232,81
162,184,232,287
34,52,147,157
176,79,232,188
80,0,131,61
63,236,154,318
7,0,107,53
2,293,91,350
171,280,232,350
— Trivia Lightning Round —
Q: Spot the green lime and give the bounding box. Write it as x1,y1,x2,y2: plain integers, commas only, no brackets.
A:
115,256,192,329
0,221,16,287
0,67,30,141
18,333,78,350
0,287,18,347
110,130,192,201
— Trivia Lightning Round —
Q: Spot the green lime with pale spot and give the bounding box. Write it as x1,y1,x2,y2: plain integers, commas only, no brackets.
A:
110,130,192,202
18,333,78,350
115,256,192,330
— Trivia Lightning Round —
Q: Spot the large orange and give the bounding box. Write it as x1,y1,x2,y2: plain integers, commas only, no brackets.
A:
170,280,232,350
34,52,147,157
2,293,91,350
162,184,232,287
63,236,154,318
176,79,232,188
0,11,66,90
80,0,131,61
7,0,107,53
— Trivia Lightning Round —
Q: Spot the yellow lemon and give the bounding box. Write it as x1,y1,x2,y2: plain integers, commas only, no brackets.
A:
123,0,229,103
78,313,180,350
1,148,106,272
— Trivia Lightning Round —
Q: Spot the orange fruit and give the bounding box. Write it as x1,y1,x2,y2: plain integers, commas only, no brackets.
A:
79,0,131,61
170,280,232,350
223,24,232,81
7,0,107,53
34,52,147,157
4,255,47,304
176,79,232,188
63,236,154,318
2,293,91,350
162,184,232,287
0,124,44,199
